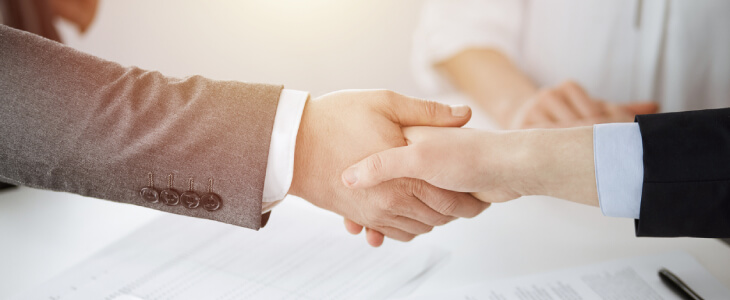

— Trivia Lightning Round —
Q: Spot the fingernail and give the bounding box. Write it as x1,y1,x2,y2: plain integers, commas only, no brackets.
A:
343,167,359,186
450,105,469,117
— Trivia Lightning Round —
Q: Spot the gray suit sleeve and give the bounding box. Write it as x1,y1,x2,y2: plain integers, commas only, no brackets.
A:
0,25,283,230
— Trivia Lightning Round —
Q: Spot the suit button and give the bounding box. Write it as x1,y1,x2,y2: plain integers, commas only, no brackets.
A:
201,193,222,211
160,189,180,206
181,191,201,209
140,187,159,203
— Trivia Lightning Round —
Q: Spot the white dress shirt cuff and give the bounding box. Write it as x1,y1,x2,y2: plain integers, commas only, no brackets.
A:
261,89,308,210
593,123,644,219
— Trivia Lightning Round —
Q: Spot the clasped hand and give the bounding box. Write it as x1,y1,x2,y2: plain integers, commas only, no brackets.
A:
329,81,657,246
288,90,489,247
340,125,599,246
290,88,624,247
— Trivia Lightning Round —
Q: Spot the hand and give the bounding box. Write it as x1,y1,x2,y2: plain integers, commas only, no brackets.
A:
49,0,99,33
511,81,658,129
288,90,489,247
342,126,597,243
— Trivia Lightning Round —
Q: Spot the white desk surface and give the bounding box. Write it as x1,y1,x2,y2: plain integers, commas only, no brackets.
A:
2,188,730,299
2,99,730,299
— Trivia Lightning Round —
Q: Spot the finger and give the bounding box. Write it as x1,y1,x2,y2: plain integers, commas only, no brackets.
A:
402,198,458,226
541,90,580,122
389,216,434,235
521,107,553,127
374,226,417,243
619,102,660,115
522,120,562,129
561,81,602,118
366,228,385,247
519,102,553,128
401,126,460,145
413,181,490,218
379,91,472,127
470,191,512,204
342,146,422,189
344,219,363,235
401,126,431,144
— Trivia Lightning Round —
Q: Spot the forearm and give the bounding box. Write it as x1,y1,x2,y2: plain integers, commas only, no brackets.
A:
0,25,282,229
438,48,537,128
500,127,598,206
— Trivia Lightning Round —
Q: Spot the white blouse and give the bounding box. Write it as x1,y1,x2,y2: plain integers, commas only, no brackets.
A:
413,0,730,112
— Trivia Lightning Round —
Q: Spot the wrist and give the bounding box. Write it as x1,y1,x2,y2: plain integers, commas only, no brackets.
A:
289,98,314,199
474,130,534,197
518,127,598,206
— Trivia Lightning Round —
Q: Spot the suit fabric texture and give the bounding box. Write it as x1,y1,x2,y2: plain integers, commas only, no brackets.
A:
636,108,730,237
0,25,282,230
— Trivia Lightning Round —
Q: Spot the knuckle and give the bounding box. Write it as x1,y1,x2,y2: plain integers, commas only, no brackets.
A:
361,213,376,227
379,90,398,102
363,209,386,227
422,100,440,119
407,178,428,197
381,196,401,213
365,154,386,176
436,196,459,216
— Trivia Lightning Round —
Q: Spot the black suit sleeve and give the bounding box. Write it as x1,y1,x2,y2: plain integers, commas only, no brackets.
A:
635,108,730,237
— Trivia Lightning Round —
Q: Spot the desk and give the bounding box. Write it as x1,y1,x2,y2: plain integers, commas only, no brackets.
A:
2,189,730,299
2,95,730,298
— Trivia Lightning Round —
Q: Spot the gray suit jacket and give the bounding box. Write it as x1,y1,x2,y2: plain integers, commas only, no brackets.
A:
0,25,283,230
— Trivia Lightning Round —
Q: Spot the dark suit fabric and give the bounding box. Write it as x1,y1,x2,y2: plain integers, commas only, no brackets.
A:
636,108,730,237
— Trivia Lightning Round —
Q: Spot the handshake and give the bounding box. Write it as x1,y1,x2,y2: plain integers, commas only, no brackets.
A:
288,90,599,247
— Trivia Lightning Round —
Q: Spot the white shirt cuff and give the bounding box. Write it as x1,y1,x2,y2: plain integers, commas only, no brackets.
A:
593,123,644,219
262,89,308,205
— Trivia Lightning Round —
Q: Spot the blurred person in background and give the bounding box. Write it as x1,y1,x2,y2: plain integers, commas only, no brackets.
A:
0,0,97,42
343,0,730,247
412,0,730,129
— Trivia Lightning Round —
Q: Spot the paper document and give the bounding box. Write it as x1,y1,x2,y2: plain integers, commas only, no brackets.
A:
404,252,730,300
15,209,446,300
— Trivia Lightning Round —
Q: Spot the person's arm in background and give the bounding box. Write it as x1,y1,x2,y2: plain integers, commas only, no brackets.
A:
414,0,658,130
438,49,659,129
0,25,488,240
344,108,730,239
436,48,534,127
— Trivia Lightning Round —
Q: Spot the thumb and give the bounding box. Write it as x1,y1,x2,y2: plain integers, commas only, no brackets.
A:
342,146,422,189
385,94,472,127
620,102,659,115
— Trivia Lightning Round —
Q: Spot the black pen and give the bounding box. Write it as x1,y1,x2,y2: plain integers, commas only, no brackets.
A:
658,268,704,300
